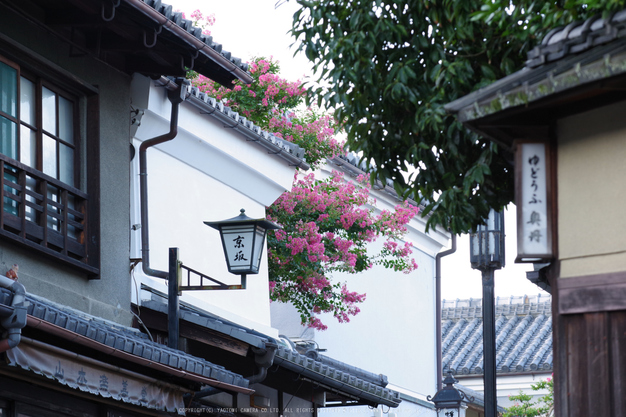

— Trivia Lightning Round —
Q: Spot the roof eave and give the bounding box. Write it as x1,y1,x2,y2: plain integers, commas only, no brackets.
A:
446,37,626,147
155,77,310,170
123,0,252,85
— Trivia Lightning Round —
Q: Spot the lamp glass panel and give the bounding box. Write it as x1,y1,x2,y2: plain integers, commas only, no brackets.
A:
221,224,255,273
252,226,266,272
471,233,479,257
440,408,464,417
470,210,504,268
487,212,496,256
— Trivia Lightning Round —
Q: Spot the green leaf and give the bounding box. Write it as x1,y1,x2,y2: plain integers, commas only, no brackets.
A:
291,0,604,233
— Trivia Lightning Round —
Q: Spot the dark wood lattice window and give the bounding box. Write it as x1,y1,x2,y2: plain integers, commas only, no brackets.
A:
0,55,97,275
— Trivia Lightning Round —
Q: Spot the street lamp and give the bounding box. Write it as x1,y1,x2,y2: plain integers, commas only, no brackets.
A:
428,370,471,417
167,209,280,350
470,209,505,270
204,208,281,279
469,209,504,417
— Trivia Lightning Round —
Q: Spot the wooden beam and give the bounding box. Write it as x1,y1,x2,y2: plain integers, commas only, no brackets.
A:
137,308,250,357
558,271,626,315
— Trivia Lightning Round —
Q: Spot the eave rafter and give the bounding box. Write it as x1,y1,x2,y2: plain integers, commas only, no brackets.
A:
4,0,246,85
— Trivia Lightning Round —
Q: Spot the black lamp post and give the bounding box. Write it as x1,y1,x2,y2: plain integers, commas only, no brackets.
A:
428,370,471,417
167,209,280,349
469,209,505,417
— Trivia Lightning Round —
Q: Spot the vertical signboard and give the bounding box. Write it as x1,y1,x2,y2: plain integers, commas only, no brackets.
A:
516,142,553,262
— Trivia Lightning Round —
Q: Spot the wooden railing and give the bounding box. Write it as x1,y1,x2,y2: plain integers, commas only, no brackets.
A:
0,153,93,272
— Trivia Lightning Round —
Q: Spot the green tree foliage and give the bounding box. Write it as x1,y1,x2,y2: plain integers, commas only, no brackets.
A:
290,0,622,233
504,377,553,417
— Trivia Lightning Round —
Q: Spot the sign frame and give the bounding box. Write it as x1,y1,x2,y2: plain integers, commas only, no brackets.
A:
515,140,554,263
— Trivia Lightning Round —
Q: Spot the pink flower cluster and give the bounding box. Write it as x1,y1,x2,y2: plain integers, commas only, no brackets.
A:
187,9,215,36
268,170,419,330
190,56,341,169
258,72,304,105
249,59,271,74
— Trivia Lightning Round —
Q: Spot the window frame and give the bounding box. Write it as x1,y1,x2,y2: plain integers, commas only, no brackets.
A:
0,43,100,278
31,76,81,188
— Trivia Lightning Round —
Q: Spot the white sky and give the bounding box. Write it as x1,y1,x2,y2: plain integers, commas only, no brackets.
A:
438,205,545,301
170,0,548,301
173,0,313,82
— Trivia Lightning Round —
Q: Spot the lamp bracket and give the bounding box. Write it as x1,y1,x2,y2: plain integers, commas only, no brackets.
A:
178,262,247,292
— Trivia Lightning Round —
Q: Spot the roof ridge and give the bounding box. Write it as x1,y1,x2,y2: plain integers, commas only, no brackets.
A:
527,9,626,68
442,294,552,319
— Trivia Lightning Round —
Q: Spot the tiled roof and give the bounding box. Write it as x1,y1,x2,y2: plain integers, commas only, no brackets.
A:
442,295,553,375
141,287,402,407
526,10,626,68
151,77,309,170
273,346,402,407
11,289,251,390
7,0,251,86
184,81,309,169
317,353,389,388
445,9,626,124
141,296,270,349
142,0,249,75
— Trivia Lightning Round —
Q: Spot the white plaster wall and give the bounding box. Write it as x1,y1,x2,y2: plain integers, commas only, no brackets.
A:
272,162,449,401
312,235,439,395
459,373,552,408
135,83,295,206
130,80,298,333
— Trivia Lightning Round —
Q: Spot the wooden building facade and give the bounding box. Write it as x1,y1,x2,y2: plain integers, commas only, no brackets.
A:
446,11,626,416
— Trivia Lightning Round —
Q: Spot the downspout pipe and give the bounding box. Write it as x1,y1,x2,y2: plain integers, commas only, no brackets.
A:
246,341,278,384
187,340,278,400
435,234,456,391
0,276,27,352
139,78,188,279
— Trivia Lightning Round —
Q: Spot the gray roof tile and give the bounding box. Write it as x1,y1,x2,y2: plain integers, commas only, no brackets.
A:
445,8,626,123
442,295,552,375
273,345,402,407
527,10,626,68
143,0,248,74
140,287,401,407
21,293,249,389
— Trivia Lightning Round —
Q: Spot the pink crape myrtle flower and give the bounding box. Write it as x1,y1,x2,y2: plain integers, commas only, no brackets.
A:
188,54,419,330
267,169,419,329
